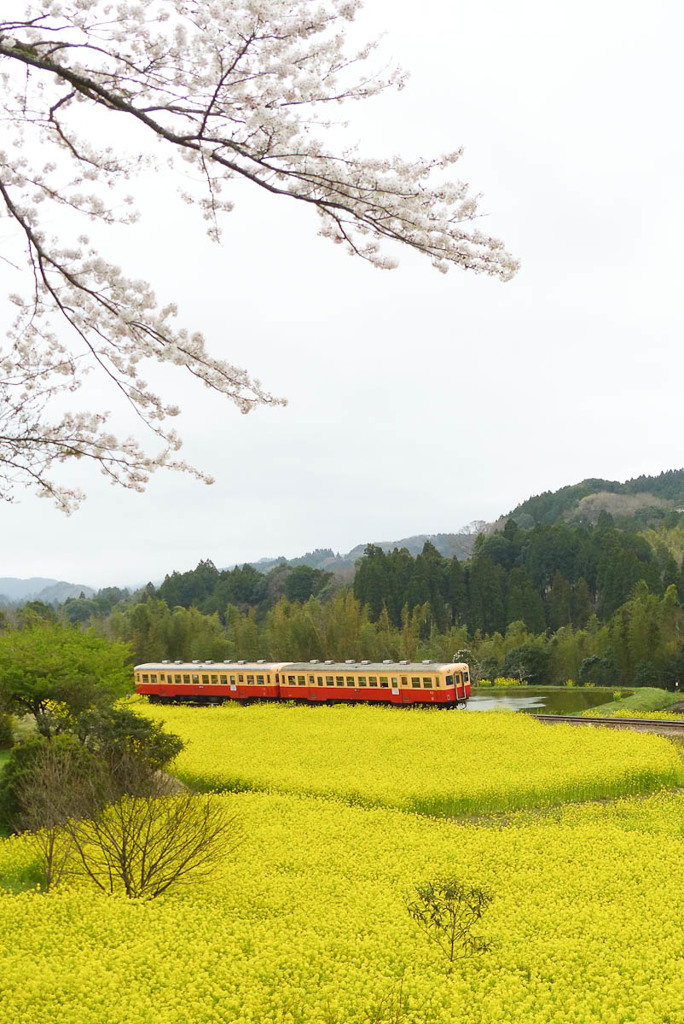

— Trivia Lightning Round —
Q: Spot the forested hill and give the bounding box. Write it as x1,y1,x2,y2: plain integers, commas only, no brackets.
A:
505,469,684,529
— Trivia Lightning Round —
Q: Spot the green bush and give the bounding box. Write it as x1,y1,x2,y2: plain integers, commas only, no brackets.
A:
0,735,100,832
0,714,14,750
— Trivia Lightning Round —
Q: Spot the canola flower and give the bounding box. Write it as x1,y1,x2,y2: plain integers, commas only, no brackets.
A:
608,709,684,720
3,789,684,1023
141,701,684,814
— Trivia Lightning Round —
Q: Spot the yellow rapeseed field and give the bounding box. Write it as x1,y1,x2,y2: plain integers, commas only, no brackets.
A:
610,709,684,720
2,789,684,1023
141,701,684,814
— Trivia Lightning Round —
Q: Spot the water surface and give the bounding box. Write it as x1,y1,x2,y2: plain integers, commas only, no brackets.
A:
468,687,620,715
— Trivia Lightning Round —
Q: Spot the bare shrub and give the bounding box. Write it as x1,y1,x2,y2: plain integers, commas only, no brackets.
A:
13,736,105,890
65,790,241,899
16,740,240,898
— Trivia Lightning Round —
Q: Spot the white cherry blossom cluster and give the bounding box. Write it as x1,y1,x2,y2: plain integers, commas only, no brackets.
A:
0,1,518,510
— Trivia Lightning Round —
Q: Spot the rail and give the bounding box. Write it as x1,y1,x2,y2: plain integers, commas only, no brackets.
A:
532,714,684,737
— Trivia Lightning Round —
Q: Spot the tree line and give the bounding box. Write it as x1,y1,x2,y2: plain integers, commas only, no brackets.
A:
96,580,683,690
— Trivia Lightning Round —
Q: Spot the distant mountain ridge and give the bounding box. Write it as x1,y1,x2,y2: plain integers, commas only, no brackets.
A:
0,577,95,605
238,525,486,575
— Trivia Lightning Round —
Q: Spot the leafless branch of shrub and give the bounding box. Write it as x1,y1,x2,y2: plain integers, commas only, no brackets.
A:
65,790,242,899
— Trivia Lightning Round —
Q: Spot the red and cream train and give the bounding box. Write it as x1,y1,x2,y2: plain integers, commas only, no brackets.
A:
135,658,471,706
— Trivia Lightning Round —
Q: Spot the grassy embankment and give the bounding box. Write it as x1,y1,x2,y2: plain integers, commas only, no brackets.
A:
581,686,684,717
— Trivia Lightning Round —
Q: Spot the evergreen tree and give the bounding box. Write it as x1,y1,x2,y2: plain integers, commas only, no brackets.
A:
467,557,506,635
547,571,573,630
353,545,388,621
506,568,546,634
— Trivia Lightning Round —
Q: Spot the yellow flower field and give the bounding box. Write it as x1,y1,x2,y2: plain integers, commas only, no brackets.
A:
141,701,684,814
609,709,684,720
2,789,684,1024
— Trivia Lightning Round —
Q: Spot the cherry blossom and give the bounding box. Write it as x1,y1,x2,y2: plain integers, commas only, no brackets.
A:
0,1,518,511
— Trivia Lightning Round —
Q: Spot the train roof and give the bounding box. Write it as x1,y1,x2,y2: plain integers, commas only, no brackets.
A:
135,660,468,673
282,661,468,673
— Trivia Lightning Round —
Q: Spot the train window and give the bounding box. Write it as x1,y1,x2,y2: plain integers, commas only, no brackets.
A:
160,673,165,681
326,676,334,685
244,675,252,685
317,676,323,685
267,675,271,685
368,676,377,686
391,677,398,685
298,675,305,686
275,673,280,683
142,674,149,684
336,676,344,687
202,675,210,685
446,675,453,686
230,675,236,684
358,676,366,686
238,674,244,683
401,676,408,686
219,675,227,685
308,675,315,685
411,677,421,688
288,675,296,685
423,678,432,688
183,674,190,684
379,677,388,687
464,672,469,682
150,674,157,684
175,675,181,684
211,675,218,685
257,675,264,685
435,678,441,688
346,677,355,686
192,674,199,683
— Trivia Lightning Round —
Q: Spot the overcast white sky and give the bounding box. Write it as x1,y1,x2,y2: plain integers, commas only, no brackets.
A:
3,0,684,589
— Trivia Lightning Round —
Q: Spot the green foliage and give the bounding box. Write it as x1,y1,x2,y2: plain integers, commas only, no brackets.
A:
580,687,682,717
63,597,100,623
16,600,57,627
503,642,550,683
0,714,13,750
0,624,131,734
0,858,45,894
0,734,100,830
283,565,332,603
406,877,493,966
79,706,184,777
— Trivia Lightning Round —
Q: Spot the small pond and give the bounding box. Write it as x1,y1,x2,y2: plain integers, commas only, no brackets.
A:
468,687,623,715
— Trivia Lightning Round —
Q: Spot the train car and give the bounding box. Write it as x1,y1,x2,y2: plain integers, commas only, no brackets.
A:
134,658,471,706
135,660,289,703
278,660,470,704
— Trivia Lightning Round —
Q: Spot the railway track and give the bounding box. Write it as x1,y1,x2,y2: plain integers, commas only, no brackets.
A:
532,714,684,738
